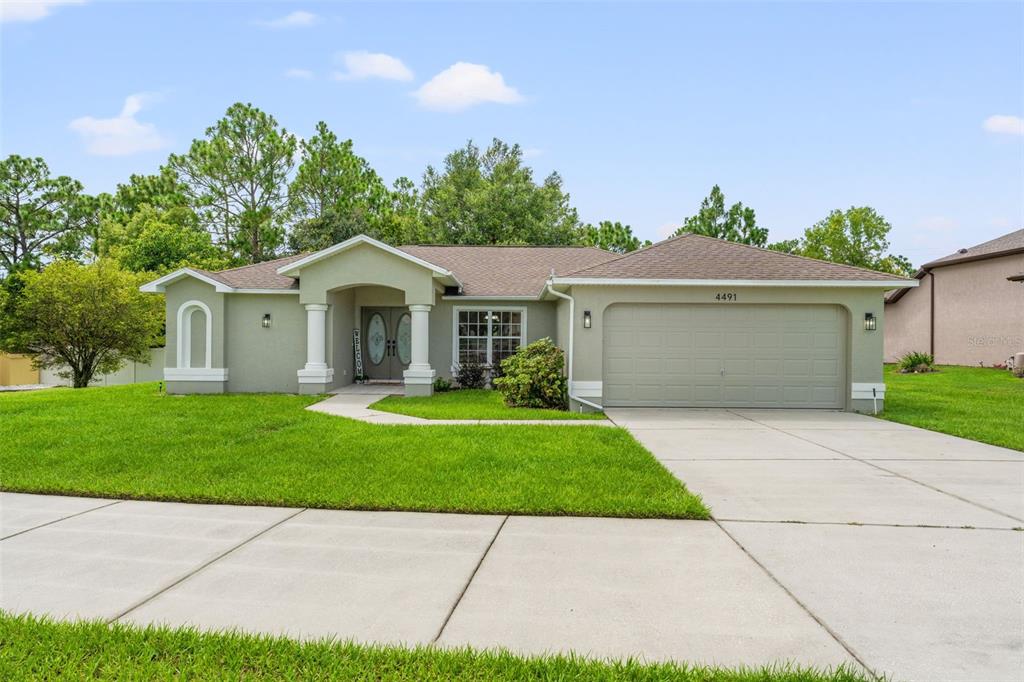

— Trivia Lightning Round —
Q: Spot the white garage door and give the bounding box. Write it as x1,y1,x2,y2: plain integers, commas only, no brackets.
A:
603,304,845,408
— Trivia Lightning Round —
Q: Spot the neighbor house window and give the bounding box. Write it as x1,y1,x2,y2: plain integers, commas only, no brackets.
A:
455,308,525,367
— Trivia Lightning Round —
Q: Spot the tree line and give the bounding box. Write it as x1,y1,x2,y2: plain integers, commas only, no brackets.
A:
1,101,912,283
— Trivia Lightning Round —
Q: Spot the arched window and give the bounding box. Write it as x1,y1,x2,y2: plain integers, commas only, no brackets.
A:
176,300,212,369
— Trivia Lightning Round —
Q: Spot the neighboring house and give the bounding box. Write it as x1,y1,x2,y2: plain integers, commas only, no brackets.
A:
0,353,39,386
885,229,1024,366
140,233,912,412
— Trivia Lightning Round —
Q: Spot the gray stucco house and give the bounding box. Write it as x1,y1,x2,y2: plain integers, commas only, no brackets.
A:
884,228,1024,366
141,233,913,412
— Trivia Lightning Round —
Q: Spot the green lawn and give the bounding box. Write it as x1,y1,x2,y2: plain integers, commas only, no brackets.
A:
0,613,869,682
0,383,707,519
880,365,1024,451
372,389,605,420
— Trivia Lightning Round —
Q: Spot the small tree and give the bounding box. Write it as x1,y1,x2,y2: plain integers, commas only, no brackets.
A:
579,220,650,254
0,260,163,387
493,338,568,410
673,185,768,247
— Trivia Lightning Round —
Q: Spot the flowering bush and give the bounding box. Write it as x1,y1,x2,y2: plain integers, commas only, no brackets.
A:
493,338,568,410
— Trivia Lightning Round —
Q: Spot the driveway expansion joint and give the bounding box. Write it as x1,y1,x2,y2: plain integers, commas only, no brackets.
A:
0,499,124,541
108,506,308,624
712,519,877,678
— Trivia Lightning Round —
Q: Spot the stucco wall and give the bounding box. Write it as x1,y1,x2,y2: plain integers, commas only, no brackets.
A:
563,284,888,410
428,299,559,378
224,294,306,393
298,243,436,306
883,275,932,362
884,254,1024,366
934,254,1024,365
163,278,226,369
39,348,165,386
330,288,356,386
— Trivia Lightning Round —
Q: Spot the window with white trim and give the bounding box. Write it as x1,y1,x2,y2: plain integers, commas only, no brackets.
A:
455,308,525,367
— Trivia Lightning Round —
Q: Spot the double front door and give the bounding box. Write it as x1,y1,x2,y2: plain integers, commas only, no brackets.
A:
362,307,412,380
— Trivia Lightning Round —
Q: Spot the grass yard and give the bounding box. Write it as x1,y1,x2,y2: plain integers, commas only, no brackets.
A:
0,613,870,682
0,383,707,519
371,388,605,420
880,365,1024,451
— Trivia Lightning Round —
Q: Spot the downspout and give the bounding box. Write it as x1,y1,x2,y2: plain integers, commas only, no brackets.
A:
546,283,603,412
928,270,935,357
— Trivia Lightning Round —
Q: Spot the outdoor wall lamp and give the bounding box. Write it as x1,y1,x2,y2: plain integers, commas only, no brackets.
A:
262,313,272,329
863,312,876,331
583,310,592,329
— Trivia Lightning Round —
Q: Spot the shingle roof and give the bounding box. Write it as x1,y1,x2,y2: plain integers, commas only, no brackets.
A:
922,228,1024,268
561,233,908,282
397,245,618,296
195,253,307,290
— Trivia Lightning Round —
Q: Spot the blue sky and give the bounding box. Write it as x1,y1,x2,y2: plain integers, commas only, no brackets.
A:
3,1,1022,266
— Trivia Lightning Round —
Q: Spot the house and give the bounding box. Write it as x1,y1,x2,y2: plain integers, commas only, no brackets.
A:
140,233,913,412
884,228,1024,366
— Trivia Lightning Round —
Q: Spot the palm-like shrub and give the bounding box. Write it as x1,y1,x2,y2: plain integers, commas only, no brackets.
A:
493,338,568,410
898,351,935,373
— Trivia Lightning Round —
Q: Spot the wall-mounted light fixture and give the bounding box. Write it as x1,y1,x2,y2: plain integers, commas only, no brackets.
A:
863,312,876,331
262,313,272,329
583,310,592,329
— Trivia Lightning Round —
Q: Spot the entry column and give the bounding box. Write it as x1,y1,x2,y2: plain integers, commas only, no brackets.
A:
298,303,334,394
403,304,435,397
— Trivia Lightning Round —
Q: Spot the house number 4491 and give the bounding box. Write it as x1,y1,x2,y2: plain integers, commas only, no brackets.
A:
715,293,738,301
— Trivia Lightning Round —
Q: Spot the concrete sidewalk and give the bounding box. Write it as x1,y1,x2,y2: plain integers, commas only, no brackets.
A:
1,492,853,671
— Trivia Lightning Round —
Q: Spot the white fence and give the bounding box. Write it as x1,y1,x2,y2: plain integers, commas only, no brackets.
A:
40,347,166,387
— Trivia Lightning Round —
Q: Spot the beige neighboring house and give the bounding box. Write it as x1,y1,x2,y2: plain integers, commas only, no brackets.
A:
885,228,1024,366
140,233,913,412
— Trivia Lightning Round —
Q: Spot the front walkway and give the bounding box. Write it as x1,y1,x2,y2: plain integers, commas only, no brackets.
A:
309,386,614,425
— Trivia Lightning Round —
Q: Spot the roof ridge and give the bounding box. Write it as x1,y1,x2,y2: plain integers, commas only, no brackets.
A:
212,252,309,275
399,243,612,251
923,227,1024,267
561,232,691,277
680,232,915,280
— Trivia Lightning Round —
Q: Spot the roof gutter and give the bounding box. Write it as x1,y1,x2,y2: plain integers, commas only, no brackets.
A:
545,283,602,413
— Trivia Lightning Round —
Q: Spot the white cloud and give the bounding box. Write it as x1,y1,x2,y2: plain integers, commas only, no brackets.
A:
285,68,314,80
0,0,85,23
657,222,679,240
68,94,168,156
982,114,1024,136
413,62,523,112
333,51,413,82
258,10,317,29
522,147,544,159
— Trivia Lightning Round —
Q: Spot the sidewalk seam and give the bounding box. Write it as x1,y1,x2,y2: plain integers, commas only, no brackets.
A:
432,514,508,644
713,519,879,679
0,499,124,541
108,507,308,624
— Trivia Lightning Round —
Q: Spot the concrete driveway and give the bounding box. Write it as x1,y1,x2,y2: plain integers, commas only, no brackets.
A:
608,407,1024,682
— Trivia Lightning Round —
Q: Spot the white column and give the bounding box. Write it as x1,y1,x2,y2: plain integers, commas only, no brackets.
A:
403,303,435,396
298,303,333,386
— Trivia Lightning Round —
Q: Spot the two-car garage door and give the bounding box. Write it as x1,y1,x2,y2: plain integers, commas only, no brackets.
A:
603,304,846,408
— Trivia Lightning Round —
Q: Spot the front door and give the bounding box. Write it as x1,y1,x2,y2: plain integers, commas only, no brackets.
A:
362,307,412,381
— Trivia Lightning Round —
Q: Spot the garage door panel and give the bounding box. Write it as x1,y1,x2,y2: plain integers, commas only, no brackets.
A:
604,303,845,409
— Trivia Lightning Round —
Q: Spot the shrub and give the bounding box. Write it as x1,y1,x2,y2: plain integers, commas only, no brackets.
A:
493,338,568,410
898,351,935,374
455,362,486,389
433,376,452,392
